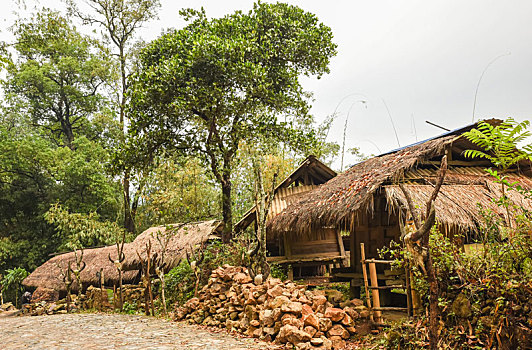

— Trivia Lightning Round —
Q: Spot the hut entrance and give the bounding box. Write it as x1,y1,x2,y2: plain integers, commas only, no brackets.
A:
332,195,408,310
267,227,347,280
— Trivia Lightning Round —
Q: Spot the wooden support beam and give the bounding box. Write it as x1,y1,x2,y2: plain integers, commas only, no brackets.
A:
336,230,346,267
364,259,394,264
369,262,382,322
372,307,408,312
360,243,372,313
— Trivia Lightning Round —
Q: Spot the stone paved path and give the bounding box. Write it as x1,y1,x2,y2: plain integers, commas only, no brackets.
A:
0,313,274,350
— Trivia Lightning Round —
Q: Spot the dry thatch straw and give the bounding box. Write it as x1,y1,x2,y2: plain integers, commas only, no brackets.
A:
22,245,139,293
122,220,223,272
23,220,223,293
267,119,532,238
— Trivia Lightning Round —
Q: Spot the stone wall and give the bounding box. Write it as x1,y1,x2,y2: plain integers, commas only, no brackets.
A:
174,265,373,350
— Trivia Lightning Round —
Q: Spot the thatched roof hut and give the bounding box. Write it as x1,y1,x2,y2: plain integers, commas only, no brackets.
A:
22,246,140,293
234,155,336,233
268,119,532,238
121,220,223,271
23,220,223,293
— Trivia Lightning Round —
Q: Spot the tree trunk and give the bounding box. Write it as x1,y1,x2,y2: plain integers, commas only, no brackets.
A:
123,173,136,234
221,174,233,243
427,253,439,350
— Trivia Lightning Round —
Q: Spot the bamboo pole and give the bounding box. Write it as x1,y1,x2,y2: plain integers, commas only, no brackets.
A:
411,271,421,315
405,262,412,317
360,243,372,313
369,262,382,322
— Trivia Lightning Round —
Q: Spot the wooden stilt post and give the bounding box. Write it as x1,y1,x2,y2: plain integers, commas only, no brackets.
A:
368,262,382,322
411,271,421,315
404,262,412,317
360,243,373,317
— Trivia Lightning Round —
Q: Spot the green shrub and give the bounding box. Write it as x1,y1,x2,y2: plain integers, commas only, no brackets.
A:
1,267,29,307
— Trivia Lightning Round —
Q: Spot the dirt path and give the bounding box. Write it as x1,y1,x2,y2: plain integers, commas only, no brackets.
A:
0,313,273,349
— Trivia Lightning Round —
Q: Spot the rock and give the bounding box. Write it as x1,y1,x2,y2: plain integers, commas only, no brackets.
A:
282,313,304,328
327,324,350,339
263,327,276,336
31,287,59,303
304,326,318,338
270,295,290,309
341,313,354,327
310,337,323,346
318,317,333,332
281,301,303,315
303,313,320,329
233,272,252,284
301,304,314,317
278,325,312,345
324,307,345,322
452,292,472,318
250,319,260,327
329,335,346,349
267,285,284,298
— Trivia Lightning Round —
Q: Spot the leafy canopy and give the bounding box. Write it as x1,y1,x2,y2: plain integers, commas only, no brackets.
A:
5,9,111,148
463,118,532,170
126,1,337,166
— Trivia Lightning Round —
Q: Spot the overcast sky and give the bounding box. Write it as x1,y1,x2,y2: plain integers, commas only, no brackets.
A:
2,1,532,169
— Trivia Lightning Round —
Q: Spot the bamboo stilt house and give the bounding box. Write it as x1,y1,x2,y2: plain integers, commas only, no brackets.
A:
23,220,223,294
235,155,341,279
267,119,532,286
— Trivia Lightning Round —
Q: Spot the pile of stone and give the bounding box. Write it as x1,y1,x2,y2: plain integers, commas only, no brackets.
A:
174,265,373,350
25,287,86,316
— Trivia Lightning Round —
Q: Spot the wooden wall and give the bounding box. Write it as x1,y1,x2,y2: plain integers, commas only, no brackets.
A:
350,194,401,272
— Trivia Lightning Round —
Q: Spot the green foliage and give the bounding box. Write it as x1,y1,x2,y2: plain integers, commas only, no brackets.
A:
463,118,532,170
5,9,111,149
126,2,337,235
137,157,220,230
165,240,245,307
269,263,288,281
1,267,29,307
0,123,121,273
165,260,195,307
45,204,128,250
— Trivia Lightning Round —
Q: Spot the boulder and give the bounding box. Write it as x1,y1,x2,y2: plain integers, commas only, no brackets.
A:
329,335,346,349
318,317,333,332
267,285,284,298
278,325,312,345
303,313,320,329
270,295,290,309
327,324,350,339
31,287,59,303
324,308,345,322
281,301,303,315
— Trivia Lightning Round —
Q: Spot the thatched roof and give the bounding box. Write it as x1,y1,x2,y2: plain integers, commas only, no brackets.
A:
268,119,532,237
121,220,223,271
22,246,140,293
234,155,336,233
23,220,222,292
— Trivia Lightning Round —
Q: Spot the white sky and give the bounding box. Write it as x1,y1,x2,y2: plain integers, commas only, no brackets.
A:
2,0,532,169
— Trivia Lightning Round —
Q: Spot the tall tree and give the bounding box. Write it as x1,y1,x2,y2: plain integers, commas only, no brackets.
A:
67,0,161,234
5,9,110,149
127,2,337,241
